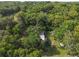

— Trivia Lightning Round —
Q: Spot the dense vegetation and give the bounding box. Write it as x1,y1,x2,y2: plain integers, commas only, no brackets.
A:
0,2,79,57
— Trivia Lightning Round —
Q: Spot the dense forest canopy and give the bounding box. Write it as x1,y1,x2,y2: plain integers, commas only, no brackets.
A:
0,2,79,57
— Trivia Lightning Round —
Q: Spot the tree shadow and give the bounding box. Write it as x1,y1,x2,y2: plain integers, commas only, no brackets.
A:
43,46,60,56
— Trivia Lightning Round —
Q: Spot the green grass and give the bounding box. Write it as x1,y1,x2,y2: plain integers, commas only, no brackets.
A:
48,33,68,56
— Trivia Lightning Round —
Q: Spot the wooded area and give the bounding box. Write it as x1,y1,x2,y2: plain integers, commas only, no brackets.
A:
0,2,79,57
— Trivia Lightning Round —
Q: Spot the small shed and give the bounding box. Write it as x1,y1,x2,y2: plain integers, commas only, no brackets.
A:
39,31,46,41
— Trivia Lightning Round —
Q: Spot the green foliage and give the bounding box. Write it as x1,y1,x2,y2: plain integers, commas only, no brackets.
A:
0,2,79,57
28,49,43,57
20,31,40,48
13,48,26,57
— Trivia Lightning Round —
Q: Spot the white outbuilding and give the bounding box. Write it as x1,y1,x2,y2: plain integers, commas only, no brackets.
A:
39,32,45,41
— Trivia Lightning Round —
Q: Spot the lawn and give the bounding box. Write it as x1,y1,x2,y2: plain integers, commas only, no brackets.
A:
47,33,68,56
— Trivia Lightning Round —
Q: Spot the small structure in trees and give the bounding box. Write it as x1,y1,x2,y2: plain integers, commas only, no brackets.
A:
39,31,46,41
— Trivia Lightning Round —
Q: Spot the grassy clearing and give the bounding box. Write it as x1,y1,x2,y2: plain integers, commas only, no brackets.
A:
48,33,68,56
